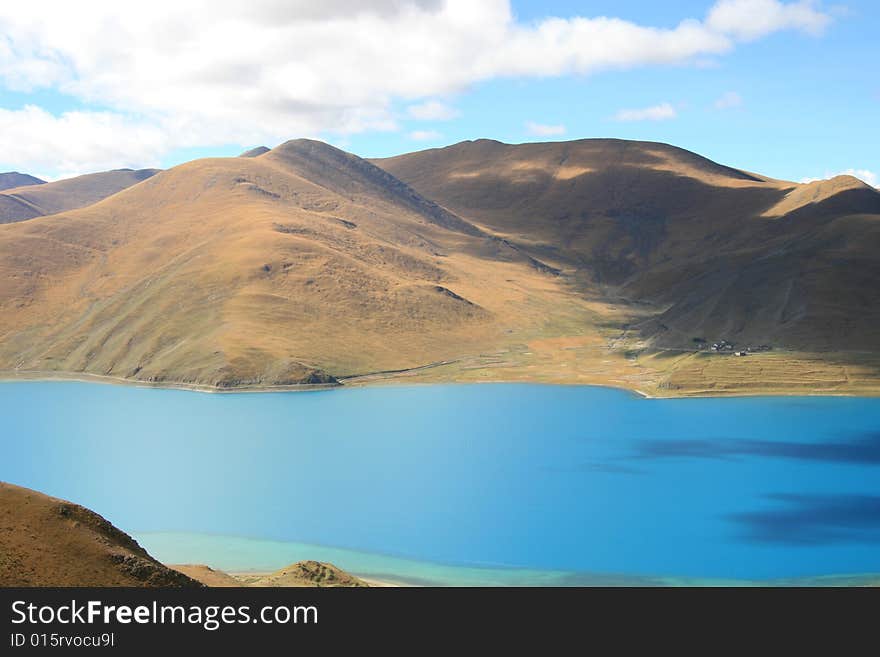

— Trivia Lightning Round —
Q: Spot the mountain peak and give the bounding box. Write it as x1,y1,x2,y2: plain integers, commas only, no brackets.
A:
267,138,353,161
239,145,270,158
825,174,877,191
264,138,483,236
764,174,880,218
0,171,45,191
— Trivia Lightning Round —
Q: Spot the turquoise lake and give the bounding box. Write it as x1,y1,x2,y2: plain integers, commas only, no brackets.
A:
3,381,880,585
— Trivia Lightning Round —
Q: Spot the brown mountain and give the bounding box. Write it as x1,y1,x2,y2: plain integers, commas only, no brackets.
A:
0,139,558,389
0,171,44,191
0,482,201,587
374,139,880,353
0,138,879,396
0,168,159,224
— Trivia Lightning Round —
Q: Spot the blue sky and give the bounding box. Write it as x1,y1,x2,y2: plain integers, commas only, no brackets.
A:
348,0,878,183
0,1,875,184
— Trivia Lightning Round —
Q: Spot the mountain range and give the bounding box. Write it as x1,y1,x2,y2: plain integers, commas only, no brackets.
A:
0,168,158,224
1,138,878,396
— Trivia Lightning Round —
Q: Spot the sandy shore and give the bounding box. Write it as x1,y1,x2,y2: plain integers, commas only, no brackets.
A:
0,369,340,394
227,572,407,587
2,366,878,399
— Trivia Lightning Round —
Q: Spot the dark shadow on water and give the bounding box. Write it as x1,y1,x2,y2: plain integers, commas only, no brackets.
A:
728,493,880,545
634,431,880,465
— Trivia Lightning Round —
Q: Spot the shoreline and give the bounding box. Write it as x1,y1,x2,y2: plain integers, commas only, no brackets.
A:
203,562,880,588
0,369,340,394
223,571,407,588
2,367,879,400
185,564,880,588
135,532,880,588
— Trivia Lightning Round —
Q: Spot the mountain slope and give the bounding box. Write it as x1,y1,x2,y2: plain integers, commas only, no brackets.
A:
374,139,880,354
762,175,880,219
0,482,201,587
0,168,159,224
373,138,790,278
265,139,484,236
0,140,578,388
1,138,879,396
0,171,44,191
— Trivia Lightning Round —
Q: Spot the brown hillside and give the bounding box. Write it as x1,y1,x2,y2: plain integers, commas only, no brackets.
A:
1,137,879,396
0,140,577,388
0,482,202,587
374,139,880,354
246,561,369,587
762,175,880,218
0,168,159,225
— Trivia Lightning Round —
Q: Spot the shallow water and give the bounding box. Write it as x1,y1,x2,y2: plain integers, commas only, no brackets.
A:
3,381,880,583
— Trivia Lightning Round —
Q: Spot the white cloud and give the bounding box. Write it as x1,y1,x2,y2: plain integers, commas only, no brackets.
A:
714,91,743,109
0,1,834,175
525,121,566,136
0,106,168,180
707,0,831,41
407,100,460,121
801,169,879,188
408,130,442,141
614,102,678,122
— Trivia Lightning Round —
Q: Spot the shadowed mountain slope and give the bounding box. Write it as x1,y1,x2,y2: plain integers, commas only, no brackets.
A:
374,139,880,353
0,482,201,587
0,168,159,224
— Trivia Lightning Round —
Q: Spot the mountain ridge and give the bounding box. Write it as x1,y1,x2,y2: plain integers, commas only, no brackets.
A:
0,482,202,587
0,168,160,224
375,138,880,354
1,137,879,396
0,171,45,192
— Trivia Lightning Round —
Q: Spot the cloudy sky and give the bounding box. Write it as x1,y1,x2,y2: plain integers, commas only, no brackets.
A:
0,0,875,184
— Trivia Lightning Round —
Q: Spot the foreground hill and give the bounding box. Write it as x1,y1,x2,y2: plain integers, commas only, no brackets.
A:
247,561,369,587
0,137,879,395
0,168,159,224
0,482,201,587
183,561,370,587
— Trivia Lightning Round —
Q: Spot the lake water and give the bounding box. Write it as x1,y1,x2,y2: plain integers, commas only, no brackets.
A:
3,381,880,585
